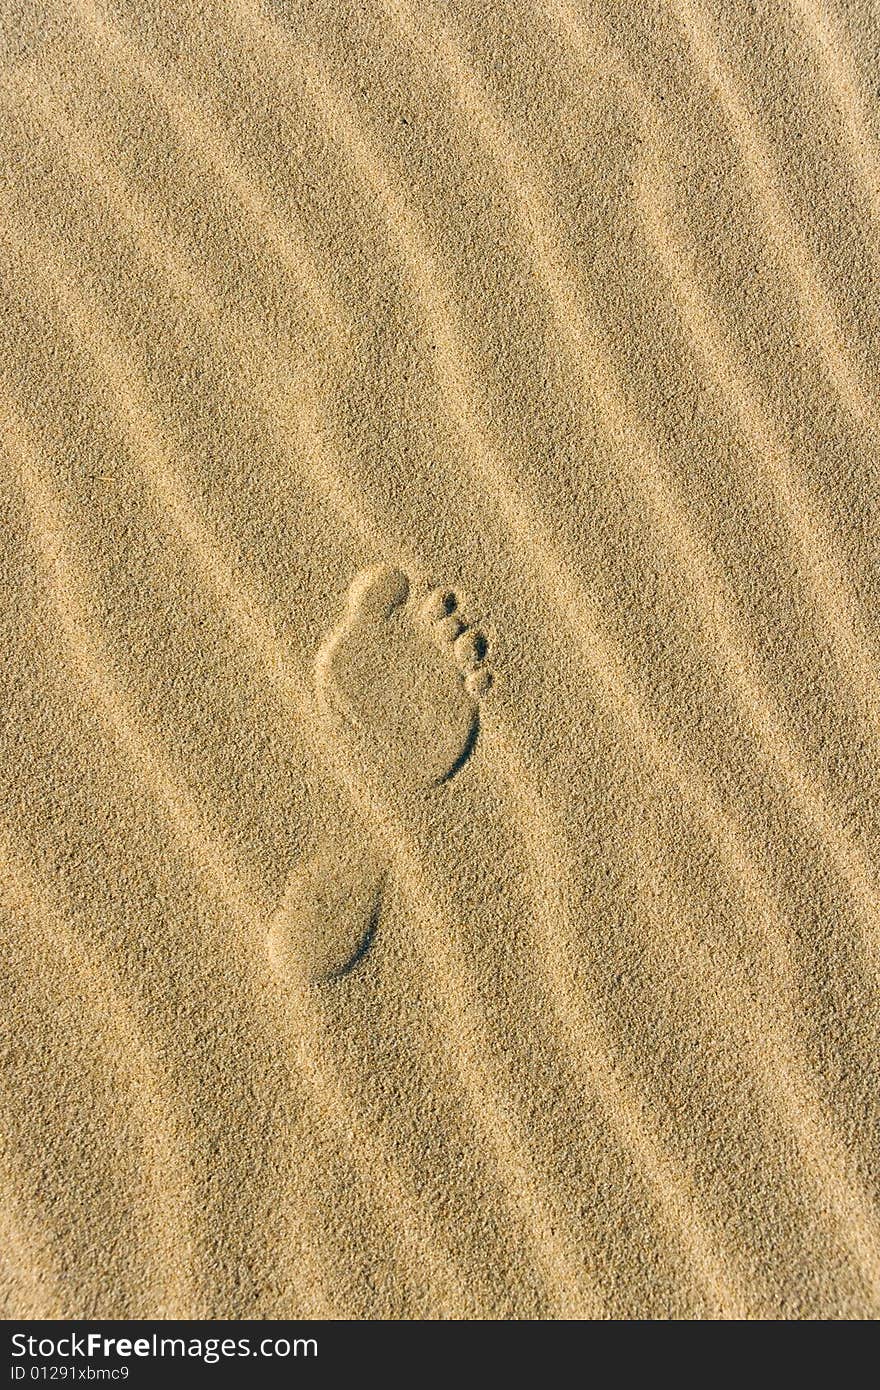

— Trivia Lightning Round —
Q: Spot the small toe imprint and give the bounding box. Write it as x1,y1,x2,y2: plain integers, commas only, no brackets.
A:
455,628,489,670
465,667,493,698
435,614,465,643
420,588,457,623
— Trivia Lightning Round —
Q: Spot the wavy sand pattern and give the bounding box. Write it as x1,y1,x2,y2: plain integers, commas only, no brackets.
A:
1,0,879,1318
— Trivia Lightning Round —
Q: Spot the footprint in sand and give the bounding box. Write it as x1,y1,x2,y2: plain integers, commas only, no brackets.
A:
267,565,493,986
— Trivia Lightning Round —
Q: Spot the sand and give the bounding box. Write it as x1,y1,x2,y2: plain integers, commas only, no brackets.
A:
1,0,879,1320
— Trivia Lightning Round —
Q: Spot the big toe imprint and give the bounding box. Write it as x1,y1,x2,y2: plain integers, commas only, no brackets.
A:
315,565,493,787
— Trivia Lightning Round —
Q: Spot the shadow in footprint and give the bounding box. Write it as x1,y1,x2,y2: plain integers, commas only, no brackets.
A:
436,712,481,786
322,877,385,982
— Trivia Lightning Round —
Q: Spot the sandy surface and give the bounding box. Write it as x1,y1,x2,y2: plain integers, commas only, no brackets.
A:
2,0,879,1320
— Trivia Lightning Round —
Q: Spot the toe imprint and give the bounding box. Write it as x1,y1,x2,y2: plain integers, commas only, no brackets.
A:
465,667,493,698
454,628,489,671
419,588,457,623
435,614,465,643
348,564,410,622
